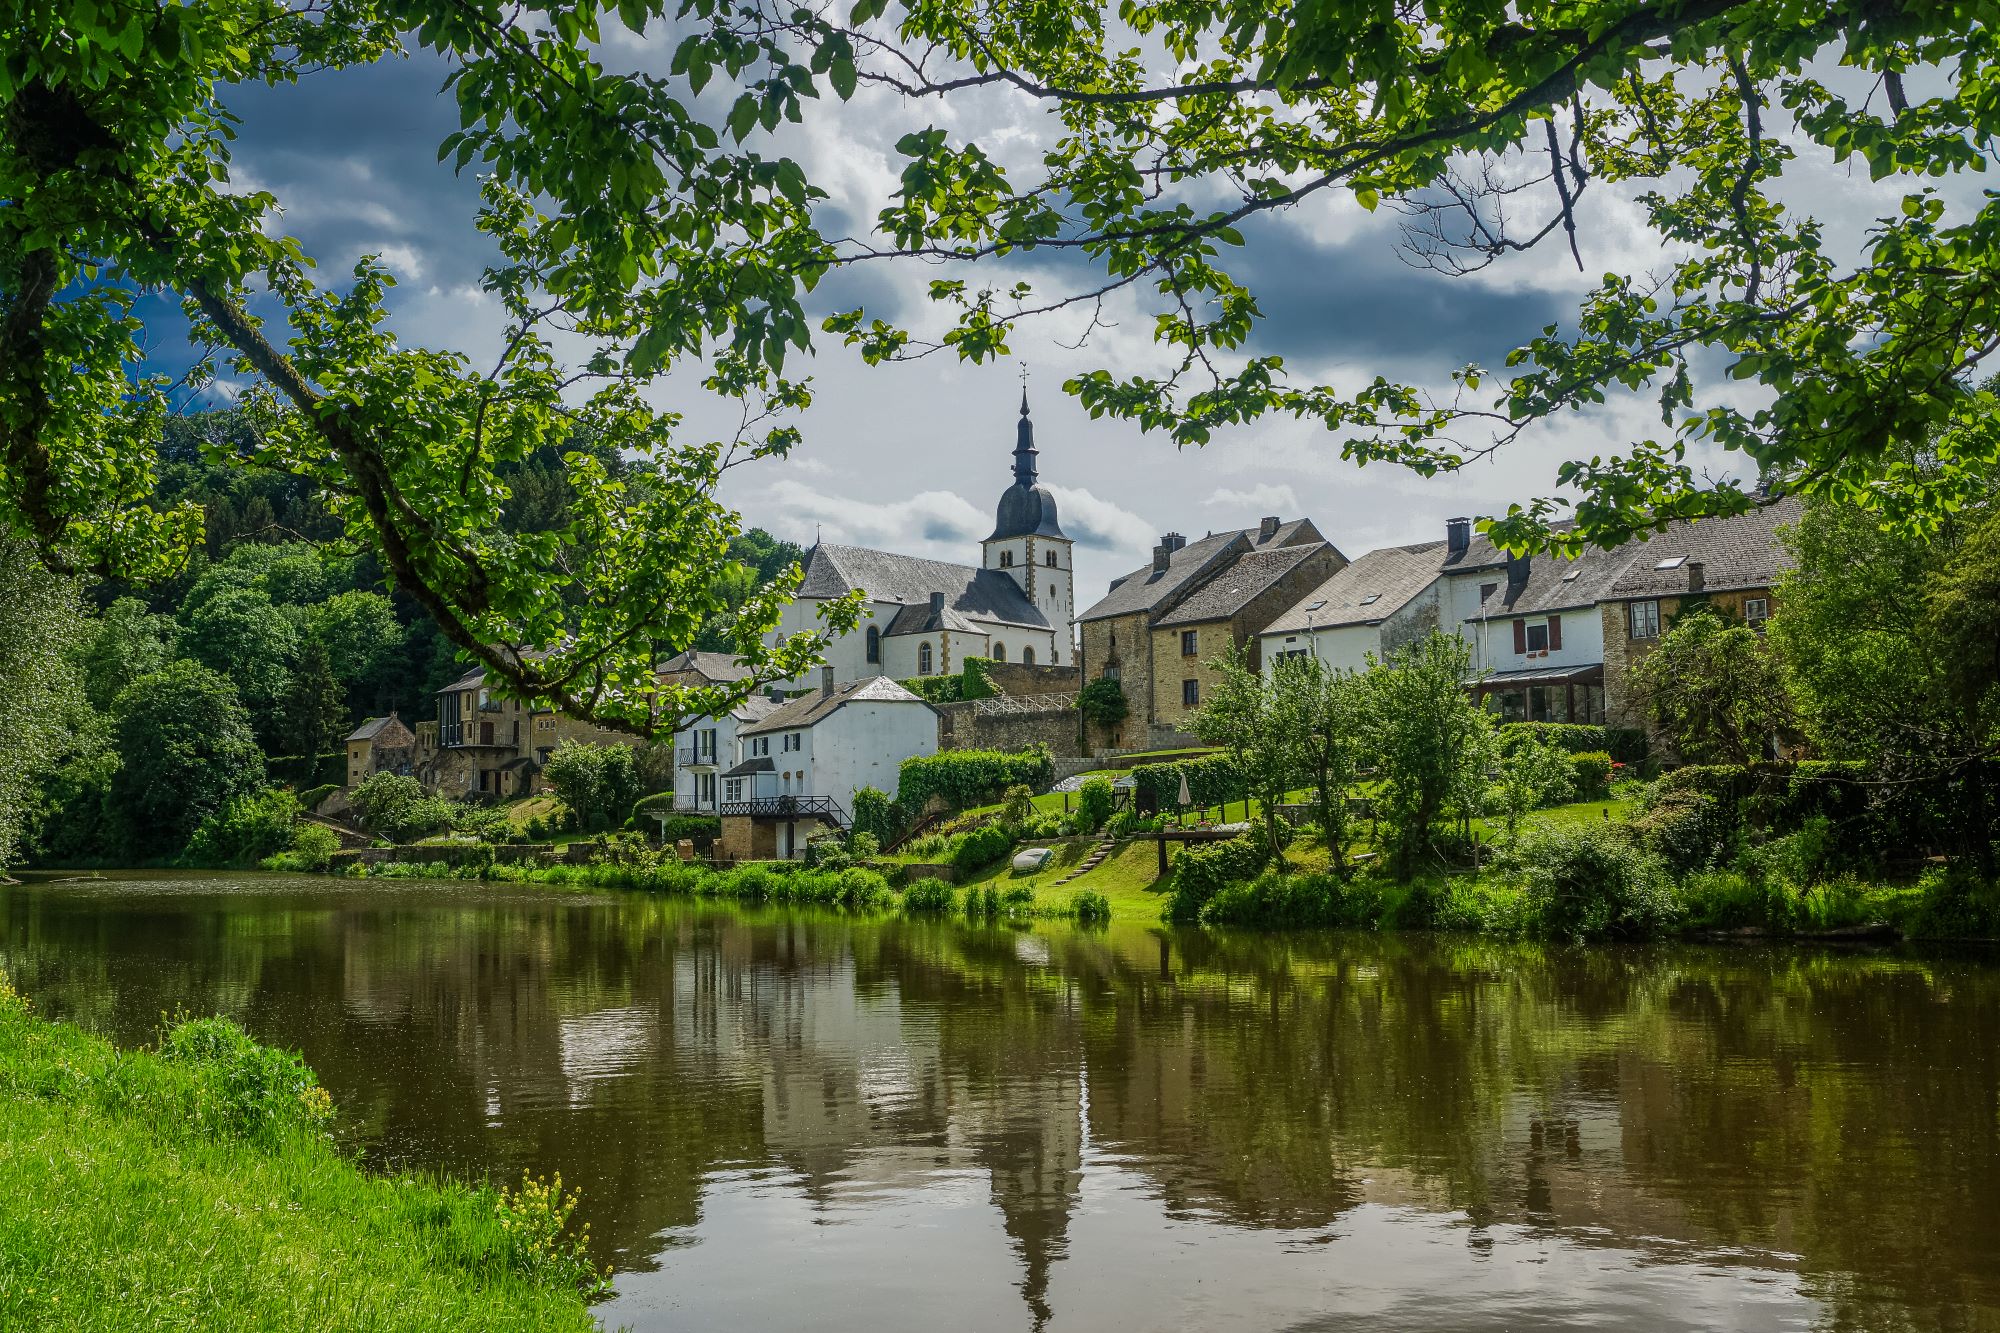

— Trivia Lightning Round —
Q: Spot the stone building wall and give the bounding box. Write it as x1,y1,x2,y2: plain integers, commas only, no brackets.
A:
936,699,1085,756
981,661,1081,697
1079,611,1154,733
719,816,778,862
1601,588,1775,731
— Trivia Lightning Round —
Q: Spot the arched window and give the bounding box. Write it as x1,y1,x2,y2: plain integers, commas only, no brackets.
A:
992,642,1006,662
1022,647,1036,665
999,549,1014,567
918,642,934,675
1045,550,1057,567
865,625,881,664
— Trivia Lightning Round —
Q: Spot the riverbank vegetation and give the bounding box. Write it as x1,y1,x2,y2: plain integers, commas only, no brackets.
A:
0,972,603,1332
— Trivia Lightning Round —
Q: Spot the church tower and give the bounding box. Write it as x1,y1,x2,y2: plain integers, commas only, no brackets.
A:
981,392,1074,666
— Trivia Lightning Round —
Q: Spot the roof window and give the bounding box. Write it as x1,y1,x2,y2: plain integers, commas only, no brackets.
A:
1562,567,1581,582
1358,594,1380,606
1305,599,1327,612
1654,555,1688,570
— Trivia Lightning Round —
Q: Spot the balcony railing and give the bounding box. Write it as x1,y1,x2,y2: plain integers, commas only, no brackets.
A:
676,746,720,766
719,795,847,826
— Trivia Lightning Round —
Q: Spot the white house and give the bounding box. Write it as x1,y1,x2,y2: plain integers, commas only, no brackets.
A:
671,692,781,814
766,395,1075,685
719,671,939,858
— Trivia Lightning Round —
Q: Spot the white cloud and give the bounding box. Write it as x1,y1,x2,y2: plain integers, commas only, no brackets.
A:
761,478,987,557
1204,482,1299,514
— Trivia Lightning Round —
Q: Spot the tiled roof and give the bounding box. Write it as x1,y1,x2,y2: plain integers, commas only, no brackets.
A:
884,599,988,637
1604,495,1804,598
727,694,783,724
1263,541,1446,632
738,674,932,736
659,650,755,684
723,756,775,778
1153,543,1330,627
797,544,1050,630
1078,518,1323,623
345,715,406,743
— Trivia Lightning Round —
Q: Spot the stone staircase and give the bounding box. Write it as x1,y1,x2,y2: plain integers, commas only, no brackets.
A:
1051,835,1117,886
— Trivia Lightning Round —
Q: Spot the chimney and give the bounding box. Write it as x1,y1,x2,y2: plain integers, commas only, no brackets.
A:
929,590,946,616
1446,517,1471,557
819,665,834,697
1152,532,1186,572
1687,560,1706,593
1506,551,1531,588
1258,515,1280,542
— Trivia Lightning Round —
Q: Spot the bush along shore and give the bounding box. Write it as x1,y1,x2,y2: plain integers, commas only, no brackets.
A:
0,973,606,1332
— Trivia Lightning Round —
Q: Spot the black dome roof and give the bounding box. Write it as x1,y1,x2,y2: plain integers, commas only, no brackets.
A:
987,391,1068,541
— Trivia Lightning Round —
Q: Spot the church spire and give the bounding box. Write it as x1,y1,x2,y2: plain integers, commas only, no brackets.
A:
1013,389,1039,487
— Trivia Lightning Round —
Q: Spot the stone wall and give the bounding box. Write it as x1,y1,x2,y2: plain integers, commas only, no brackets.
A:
719,815,777,862
1601,588,1777,732
936,697,1085,756
982,660,1081,697
1078,611,1151,744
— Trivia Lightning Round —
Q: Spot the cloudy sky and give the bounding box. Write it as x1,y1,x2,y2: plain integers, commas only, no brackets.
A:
162,34,1929,603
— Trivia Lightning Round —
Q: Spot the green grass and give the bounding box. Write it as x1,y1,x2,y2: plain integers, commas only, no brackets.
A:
0,978,603,1333
956,837,1183,921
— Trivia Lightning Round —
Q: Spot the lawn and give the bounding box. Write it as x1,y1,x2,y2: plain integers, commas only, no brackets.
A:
955,837,1183,921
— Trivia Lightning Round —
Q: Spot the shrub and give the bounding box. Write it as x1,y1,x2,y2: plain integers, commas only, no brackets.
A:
1000,784,1036,826
1107,810,1163,837
850,787,903,844
1604,727,1649,764
902,878,956,912
1077,678,1128,730
183,788,301,867
543,741,642,834
1629,789,1731,875
1906,864,2000,939
1072,890,1111,923
156,1015,335,1145
949,824,1015,878
644,812,720,846
295,783,340,813
1495,722,1607,756
346,773,459,843
289,822,341,871
1076,777,1115,831
898,747,1054,813
1504,823,1681,940
1569,751,1614,798
1163,836,1270,922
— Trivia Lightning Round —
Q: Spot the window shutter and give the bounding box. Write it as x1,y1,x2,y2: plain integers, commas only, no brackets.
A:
1512,619,1527,653
1547,616,1562,650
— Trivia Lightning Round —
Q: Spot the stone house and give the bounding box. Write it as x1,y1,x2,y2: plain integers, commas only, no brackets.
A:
1599,494,1803,729
1076,517,1343,747
344,712,415,787
413,666,640,800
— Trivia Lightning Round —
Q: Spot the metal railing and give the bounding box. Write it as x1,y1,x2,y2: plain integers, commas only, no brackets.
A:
676,746,720,766
718,795,848,826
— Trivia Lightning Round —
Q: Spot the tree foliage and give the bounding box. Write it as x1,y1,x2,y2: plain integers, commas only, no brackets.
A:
1361,632,1494,878
541,740,642,833
1189,642,1297,859
1631,609,1793,765
0,538,88,869
109,660,267,859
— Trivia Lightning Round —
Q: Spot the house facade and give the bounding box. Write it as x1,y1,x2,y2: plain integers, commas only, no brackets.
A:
767,396,1074,686
344,713,415,787
672,692,780,815
717,671,939,860
1260,497,1804,729
413,666,640,799
1077,517,1343,746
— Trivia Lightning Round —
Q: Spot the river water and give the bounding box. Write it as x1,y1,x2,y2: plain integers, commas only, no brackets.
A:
3,871,1997,1331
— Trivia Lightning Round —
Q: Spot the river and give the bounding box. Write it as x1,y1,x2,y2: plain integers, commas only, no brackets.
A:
2,870,1997,1330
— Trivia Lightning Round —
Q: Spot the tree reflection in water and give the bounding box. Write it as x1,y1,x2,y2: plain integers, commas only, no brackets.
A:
3,872,1997,1331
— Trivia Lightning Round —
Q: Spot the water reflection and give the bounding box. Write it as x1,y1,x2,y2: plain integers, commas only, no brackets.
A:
3,873,1998,1331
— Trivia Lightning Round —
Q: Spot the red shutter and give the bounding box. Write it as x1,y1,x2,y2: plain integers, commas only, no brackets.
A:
1512,619,1527,654
1547,616,1563,650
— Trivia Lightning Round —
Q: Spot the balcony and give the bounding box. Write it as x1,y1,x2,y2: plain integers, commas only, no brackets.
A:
719,795,847,826
677,746,721,766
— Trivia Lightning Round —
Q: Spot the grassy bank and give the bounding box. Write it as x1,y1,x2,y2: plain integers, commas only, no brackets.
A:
0,975,603,1332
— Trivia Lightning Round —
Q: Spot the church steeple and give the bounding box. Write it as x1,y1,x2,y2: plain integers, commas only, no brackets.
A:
1013,389,1039,487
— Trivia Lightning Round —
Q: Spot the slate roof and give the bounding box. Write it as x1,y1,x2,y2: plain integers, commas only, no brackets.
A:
346,715,408,743
1604,494,1804,598
885,599,988,637
658,650,755,684
1467,539,1632,620
1153,543,1329,628
727,695,783,725
797,544,1050,630
723,756,775,778
1078,518,1323,624
737,675,933,736
1262,541,1447,633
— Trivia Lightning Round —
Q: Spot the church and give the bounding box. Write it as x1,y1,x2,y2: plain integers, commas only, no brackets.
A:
766,394,1075,684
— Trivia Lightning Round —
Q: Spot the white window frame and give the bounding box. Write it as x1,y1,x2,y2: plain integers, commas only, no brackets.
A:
1630,600,1661,640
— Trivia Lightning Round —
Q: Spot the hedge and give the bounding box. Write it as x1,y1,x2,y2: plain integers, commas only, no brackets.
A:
949,824,1016,878
1163,836,1270,922
295,783,341,813
1131,753,1243,811
897,746,1054,812
850,787,904,844
1495,722,1604,756
1652,761,1913,861
1570,751,1614,797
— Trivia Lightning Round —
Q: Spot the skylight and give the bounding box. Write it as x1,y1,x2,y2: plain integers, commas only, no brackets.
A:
1304,599,1327,612
1654,555,1688,570
1358,594,1380,606
1562,568,1581,582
